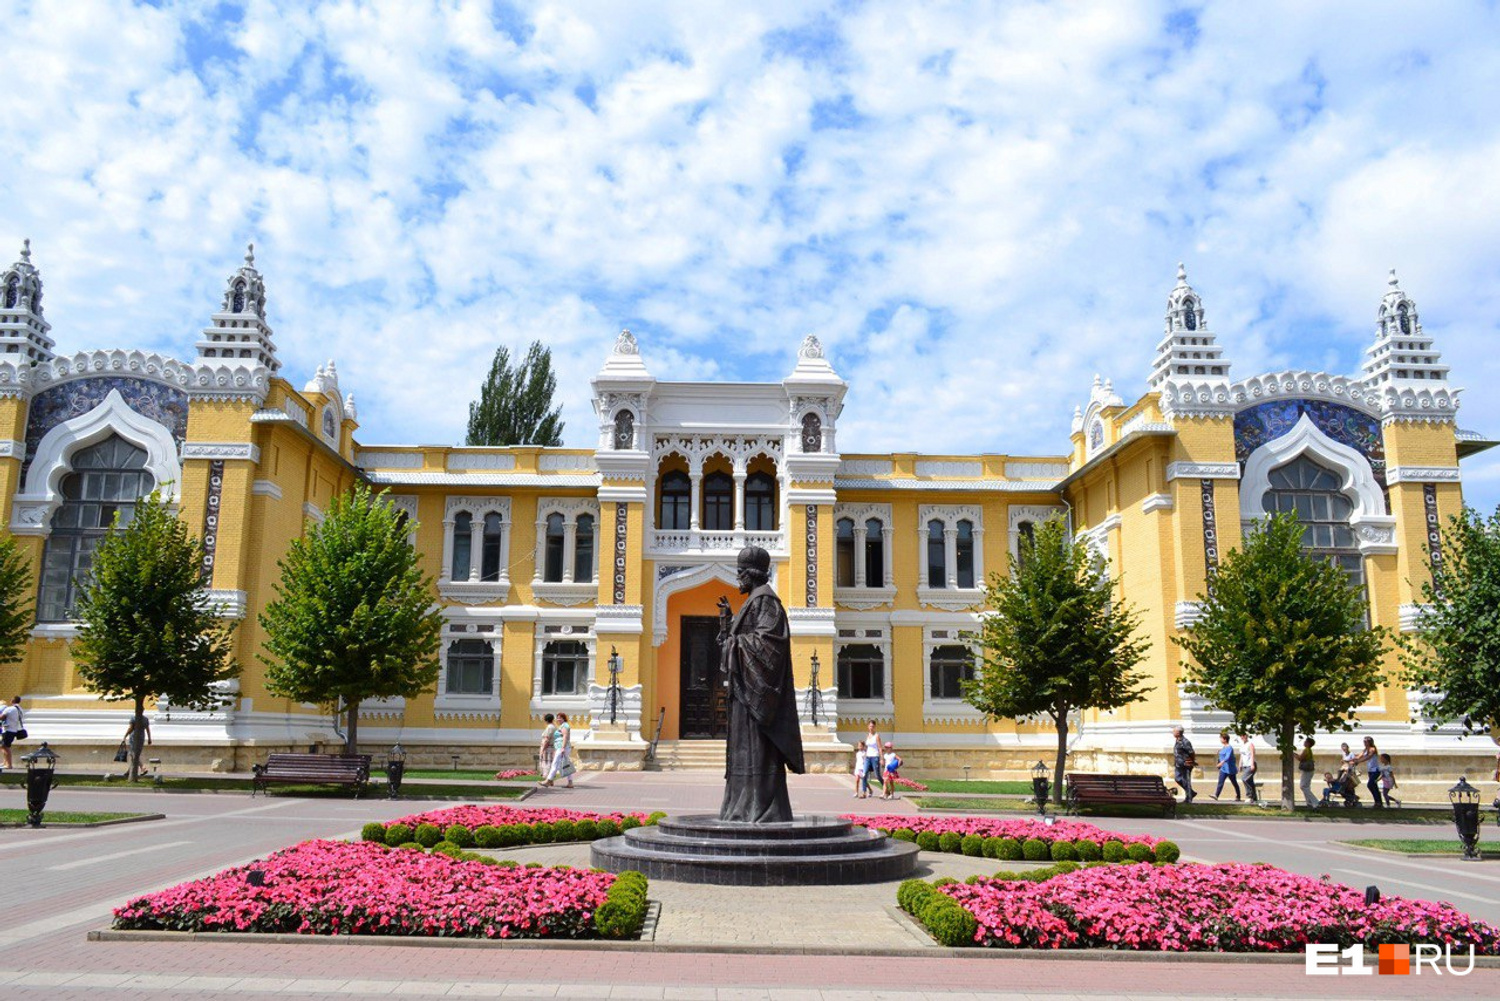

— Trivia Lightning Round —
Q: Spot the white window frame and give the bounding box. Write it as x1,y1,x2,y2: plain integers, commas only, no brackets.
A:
916,504,985,610
922,625,984,723
1007,505,1066,565
833,624,894,718
530,613,597,716
433,615,502,721
832,503,896,610
440,496,512,604
532,497,601,606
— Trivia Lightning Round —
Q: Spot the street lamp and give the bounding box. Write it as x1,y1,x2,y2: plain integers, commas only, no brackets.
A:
1448,777,1483,861
23,741,59,828
385,743,407,800
807,652,823,726
607,647,623,725
1031,760,1050,818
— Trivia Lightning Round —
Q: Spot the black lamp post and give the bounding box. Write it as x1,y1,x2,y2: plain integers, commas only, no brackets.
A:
607,647,623,725
385,743,407,800
1449,777,1483,861
807,652,823,726
23,741,59,828
1031,760,1050,817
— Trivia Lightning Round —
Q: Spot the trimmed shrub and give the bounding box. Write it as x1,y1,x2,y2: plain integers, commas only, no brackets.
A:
413,823,442,848
552,819,578,842
996,837,1022,862
473,825,502,849
1126,842,1155,864
384,823,413,847
920,895,978,947
497,824,526,848
898,879,935,914
646,812,667,826
965,874,984,885
1052,860,1080,874
397,841,423,851
1075,838,1102,862
932,876,958,888
1021,838,1050,861
916,831,940,851
574,819,599,841
496,859,519,868
893,828,917,843
1154,840,1181,864
1101,840,1126,863
529,822,555,844
361,822,388,843
431,840,461,857
938,832,963,854
620,817,642,831
475,855,499,866
1049,840,1078,862
595,870,650,939
960,834,984,857
981,836,1002,859
524,862,542,869
444,824,475,848
595,819,621,838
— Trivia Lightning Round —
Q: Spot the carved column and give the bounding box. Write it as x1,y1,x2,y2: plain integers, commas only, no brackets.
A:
733,465,747,533
562,521,577,583
882,525,895,588
439,518,455,583
944,526,959,589
853,523,868,588
469,519,484,582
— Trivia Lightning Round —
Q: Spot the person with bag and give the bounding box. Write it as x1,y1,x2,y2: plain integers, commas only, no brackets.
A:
1171,725,1197,803
0,695,24,771
881,741,901,800
535,713,556,781
1237,730,1259,804
1297,737,1318,809
541,711,574,788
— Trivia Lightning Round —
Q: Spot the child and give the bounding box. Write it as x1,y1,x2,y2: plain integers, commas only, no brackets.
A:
853,741,868,799
1379,753,1400,808
881,741,901,800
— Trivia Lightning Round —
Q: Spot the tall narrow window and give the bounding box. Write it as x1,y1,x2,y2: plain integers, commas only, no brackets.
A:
451,512,472,580
446,639,494,695
835,518,855,587
836,644,885,700
480,512,505,582
745,472,776,531
1397,302,1411,335
927,519,946,588
574,514,594,583
231,279,246,314
542,640,588,695
1263,455,1363,591
543,512,566,582
1016,520,1035,569
37,435,154,622
929,645,975,699
800,412,822,453
1183,297,1197,330
956,519,975,588
613,410,634,450
864,518,885,588
3,277,18,309
703,472,733,531
659,471,690,530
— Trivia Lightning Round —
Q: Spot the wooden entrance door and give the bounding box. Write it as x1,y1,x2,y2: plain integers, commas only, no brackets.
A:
679,615,728,739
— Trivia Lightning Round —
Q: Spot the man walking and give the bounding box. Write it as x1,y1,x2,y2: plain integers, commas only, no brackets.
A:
1172,725,1197,803
1,695,23,772
1237,730,1259,804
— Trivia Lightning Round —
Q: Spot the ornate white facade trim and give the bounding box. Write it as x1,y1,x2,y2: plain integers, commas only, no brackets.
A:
1229,370,1376,414
0,350,271,403
539,454,597,472
594,604,644,635
1174,601,1204,629
355,450,423,469
838,459,893,476
1165,461,1240,481
0,439,24,458
1398,603,1431,633
448,452,518,472
653,562,741,647
200,589,248,619
915,459,982,478
917,504,986,594
1385,466,1462,484
1007,504,1065,562
788,606,837,636
302,501,324,524
182,442,260,463
1004,460,1069,479
250,479,283,500
1141,493,1174,513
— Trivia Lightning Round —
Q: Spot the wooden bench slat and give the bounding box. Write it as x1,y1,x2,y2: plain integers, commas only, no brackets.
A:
1065,772,1176,817
253,753,371,797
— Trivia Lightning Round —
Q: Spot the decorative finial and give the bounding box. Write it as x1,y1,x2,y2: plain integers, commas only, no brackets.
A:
1092,373,1102,388
20,238,31,263
614,328,639,355
1176,262,1186,283
798,333,824,359
1388,268,1399,288
245,242,255,267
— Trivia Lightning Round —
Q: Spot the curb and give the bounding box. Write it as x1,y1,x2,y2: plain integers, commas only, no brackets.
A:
0,812,165,829
1335,840,1500,861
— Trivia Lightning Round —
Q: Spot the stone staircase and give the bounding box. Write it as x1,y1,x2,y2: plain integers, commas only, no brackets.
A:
647,740,728,771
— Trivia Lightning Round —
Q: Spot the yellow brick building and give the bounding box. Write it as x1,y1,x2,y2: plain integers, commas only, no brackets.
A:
0,246,1493,779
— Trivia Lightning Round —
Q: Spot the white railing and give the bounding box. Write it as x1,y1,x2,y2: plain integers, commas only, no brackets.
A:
647,528,786,554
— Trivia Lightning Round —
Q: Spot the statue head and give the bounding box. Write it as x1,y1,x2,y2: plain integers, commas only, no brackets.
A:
736,545,771,593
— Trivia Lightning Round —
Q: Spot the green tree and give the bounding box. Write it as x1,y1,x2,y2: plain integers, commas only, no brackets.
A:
1177,512,1388,811
963,517,1152,803
1404,505,1500,740
72,490,239,781
465,341,564,446
0,534,33,666
259,485,443,754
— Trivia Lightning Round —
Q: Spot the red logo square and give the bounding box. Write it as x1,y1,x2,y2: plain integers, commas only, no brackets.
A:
1379,943,1410,975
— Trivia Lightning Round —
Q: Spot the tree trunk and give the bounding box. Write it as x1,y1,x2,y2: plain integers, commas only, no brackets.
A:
1053,711,1069,806
1279,719,1296,812
345,699,359,757
128,693,145,782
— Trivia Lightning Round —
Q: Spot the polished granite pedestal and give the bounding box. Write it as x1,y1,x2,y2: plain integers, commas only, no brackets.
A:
590,814,920,885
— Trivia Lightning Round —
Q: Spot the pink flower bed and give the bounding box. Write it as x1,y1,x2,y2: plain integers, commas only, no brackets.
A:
943,862,1500,952
113,840,614,938
848,814,1157,846
893,776,928,792
492,769,535,780
392,805,653,829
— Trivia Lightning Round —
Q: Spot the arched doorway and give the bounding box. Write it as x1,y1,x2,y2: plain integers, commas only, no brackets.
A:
656,573,745,740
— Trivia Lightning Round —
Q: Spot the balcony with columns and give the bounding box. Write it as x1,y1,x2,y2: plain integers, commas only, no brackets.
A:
648,449,787,557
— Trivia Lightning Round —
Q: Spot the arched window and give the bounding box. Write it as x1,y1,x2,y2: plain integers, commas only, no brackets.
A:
1397,302,1411,335
745,472,776,531
835,518,855,587
38,435,154,622
542,640,588,695
659,471,690,531
613,410,634,450
956,519,975,588
929,644,975,700
451,512,473,579
836,643,884,700
801,412,822,453
231,279,246,314
447,639,494,695
574,513,594,583
864,518,885,588
926,519,946,588
1183,298,1197,330
3,276,18,309
543,513,566,582
702,472,733,531
480,512,504,582
1263,455,1362,588
1017,520,1036,569
1088,420,1104,450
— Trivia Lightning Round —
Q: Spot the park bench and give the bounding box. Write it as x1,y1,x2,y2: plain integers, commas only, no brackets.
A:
1065,772,1177,818
251,752,371,797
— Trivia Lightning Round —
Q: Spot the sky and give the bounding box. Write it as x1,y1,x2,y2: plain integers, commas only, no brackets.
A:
3,1,1500,507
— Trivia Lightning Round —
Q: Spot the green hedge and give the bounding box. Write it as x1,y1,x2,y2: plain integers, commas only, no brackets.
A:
1154,840,1181,863
594,870,650,939
1021,837,1049,861
897,878,976,947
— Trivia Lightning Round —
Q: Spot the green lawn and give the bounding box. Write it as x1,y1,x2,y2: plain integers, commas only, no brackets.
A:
911,793,1454,823
911,796,1040,813
0,809,150,825
1342,838,1500,856
0,773,526,800
403,769,538,781
911,779,1033,795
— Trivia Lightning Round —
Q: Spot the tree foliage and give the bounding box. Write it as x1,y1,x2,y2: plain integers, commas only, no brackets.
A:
1404,505,1500,739
259,485,443,754
963,517,1152,802
1177,512,1388,810
0,534,33,666
465,341,564,447
72,490,239,780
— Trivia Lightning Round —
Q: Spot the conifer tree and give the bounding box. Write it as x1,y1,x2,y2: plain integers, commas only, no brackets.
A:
259,486,443,754
0,535,33,667
1178,512,1388,811
465,341,564,446
72,490,239,780
964,517,1152,803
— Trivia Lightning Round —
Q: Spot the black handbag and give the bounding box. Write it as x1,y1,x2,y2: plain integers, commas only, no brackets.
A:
113,743,128,763
13,728,26,741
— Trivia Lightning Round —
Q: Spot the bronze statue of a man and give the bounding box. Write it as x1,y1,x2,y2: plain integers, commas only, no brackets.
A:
716,545,806,823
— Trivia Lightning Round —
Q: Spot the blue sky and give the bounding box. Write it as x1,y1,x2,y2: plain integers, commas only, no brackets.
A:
5,1,1500,507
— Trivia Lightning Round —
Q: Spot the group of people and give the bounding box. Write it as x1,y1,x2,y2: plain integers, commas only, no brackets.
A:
535,712,575,788
852,720,901,799
1170,726,1399,809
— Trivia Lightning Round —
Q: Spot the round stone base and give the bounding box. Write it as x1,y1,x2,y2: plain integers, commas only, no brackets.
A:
590,813,919,885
